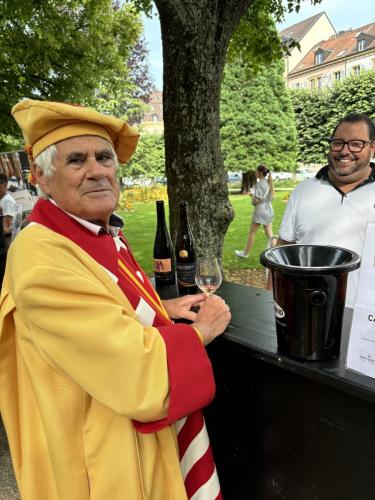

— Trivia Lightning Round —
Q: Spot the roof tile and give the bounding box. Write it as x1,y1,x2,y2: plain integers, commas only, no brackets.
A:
279,12,324,42
290,22,375,74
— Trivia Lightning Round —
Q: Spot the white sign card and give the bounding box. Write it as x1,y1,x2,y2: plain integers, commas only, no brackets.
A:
346,222,375,378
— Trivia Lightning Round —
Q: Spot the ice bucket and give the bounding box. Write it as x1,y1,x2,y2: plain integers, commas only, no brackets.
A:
260,244,360,361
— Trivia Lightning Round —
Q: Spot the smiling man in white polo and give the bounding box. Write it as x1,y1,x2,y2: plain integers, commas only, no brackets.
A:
275,113,375,306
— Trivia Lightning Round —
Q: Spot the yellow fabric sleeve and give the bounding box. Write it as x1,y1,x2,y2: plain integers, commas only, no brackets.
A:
9,227,170,422
192,327,204,344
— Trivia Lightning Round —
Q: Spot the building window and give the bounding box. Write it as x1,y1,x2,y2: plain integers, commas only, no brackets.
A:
317,77,323,90
315,52,323,65
334,71,341,82
295,83,300,89
358,39,366,51
309,79,316,90
352,65,361,75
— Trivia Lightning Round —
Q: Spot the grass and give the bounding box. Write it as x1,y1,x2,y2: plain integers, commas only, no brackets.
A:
223,189,289,271
121,181,297,276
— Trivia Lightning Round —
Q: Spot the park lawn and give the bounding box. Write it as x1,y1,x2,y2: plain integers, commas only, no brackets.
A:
223,189,289,271
120,188,291,276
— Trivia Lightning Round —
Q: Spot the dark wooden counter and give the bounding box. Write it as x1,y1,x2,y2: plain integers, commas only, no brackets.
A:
205,281,375,500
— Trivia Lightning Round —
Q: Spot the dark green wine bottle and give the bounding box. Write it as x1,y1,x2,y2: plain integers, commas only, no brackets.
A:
175,201,197,295
153,200,176,289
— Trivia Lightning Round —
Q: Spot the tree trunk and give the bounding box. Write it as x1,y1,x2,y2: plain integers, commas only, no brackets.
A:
154,0,252,258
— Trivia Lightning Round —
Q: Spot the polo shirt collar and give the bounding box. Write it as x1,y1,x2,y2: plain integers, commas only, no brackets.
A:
316,162,375,186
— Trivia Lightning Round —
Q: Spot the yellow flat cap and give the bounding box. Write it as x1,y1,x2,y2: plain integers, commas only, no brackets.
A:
12,99,140,163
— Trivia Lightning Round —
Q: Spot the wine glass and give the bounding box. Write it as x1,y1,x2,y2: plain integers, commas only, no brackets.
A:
195,256,222,296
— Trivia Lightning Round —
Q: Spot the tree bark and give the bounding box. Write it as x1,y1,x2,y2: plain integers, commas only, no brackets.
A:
154,0,252,258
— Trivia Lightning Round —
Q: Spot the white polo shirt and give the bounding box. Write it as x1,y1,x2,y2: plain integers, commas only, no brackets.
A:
0,193,16,218
279,164,375,307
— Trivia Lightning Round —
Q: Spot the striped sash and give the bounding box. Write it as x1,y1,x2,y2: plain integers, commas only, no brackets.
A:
177,413,223,500
116,252,223,499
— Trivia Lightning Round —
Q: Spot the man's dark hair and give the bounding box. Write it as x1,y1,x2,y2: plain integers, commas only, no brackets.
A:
332,113,375,140
0,173,8,185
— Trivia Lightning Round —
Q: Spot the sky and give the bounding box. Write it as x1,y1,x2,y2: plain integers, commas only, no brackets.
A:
143,0,375,90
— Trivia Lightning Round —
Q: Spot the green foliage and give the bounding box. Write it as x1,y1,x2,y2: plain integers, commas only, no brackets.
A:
95,34,155,124
330,70,375,119
127,0,153,16
94,79,148,124
130,0,323,78
291,70,375,164
220,57,297,173
229,0,322,74
0,134,22,152
118,184,168,212
228,1,284,72
123,133,165,178
120,189,291,274
0,0,141,148
291,88,331,164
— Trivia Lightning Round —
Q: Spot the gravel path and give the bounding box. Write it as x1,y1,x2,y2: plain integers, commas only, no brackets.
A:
225,268,267,289
0,419,19,499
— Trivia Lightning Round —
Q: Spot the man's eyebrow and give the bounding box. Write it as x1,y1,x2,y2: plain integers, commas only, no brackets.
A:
96,148,115,157
65,148,114,162
66,151,86,162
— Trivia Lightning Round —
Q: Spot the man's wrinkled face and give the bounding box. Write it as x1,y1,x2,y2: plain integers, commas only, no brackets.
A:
328,121,375,184
34,135,120,227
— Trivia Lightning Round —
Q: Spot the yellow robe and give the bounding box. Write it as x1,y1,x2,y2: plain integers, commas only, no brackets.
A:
0,223,208,500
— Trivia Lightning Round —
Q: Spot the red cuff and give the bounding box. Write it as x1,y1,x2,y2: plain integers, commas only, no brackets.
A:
133,324,215,433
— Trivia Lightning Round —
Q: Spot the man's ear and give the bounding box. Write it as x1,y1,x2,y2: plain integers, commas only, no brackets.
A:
32,163,50,195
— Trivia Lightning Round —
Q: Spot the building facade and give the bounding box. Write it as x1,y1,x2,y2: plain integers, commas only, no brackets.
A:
141,91,164,133
286,21,375,90
280,12,336,78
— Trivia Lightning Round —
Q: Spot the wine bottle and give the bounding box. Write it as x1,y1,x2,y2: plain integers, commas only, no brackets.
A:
175,201,198,295
153,200,176,289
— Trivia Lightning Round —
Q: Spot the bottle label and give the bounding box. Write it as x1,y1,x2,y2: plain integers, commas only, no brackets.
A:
177,263,196,287
154,258,172,273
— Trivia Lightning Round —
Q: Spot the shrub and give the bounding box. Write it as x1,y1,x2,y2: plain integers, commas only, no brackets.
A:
118,185,168,212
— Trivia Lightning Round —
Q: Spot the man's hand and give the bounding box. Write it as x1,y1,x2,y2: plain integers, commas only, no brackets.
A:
163,294,207,322
192,295,231,345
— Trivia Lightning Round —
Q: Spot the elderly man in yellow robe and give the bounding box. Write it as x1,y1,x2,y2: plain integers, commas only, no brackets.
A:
0,99,231,500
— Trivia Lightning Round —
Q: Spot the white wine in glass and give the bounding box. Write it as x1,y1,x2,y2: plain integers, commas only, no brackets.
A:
195,256,222,296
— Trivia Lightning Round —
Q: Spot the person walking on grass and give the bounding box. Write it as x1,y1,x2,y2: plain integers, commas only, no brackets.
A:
235,164,276,258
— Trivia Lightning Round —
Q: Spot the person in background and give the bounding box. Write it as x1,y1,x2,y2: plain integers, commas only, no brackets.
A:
0,99,231,500
0,173,16,247
235,164,276,258
7,176,20,192
269,113,375,307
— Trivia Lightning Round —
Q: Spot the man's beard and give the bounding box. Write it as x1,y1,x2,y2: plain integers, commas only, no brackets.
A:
328,153,371,177
328,158,357,177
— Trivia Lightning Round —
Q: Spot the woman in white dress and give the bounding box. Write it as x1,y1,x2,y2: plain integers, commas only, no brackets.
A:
235,164,276,258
